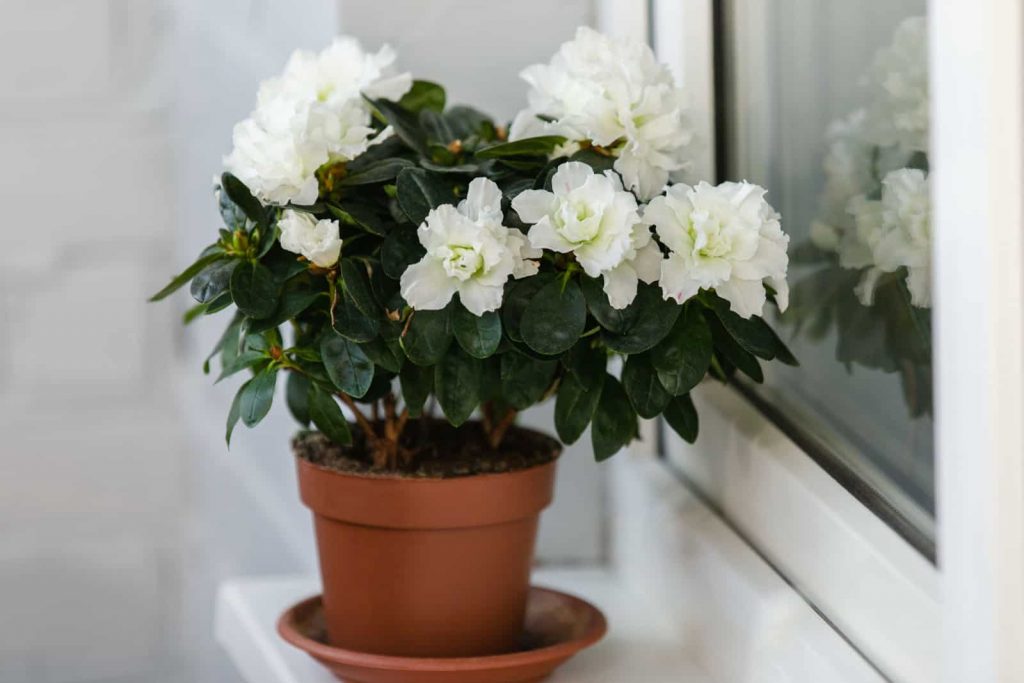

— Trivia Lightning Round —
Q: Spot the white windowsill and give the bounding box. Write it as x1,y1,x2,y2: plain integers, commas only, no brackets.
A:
215,569,708,683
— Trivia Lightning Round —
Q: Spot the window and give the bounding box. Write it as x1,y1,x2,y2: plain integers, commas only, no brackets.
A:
710,0,934,552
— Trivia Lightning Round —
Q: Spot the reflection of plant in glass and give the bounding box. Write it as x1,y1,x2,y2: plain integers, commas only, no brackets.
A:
787,16,932,417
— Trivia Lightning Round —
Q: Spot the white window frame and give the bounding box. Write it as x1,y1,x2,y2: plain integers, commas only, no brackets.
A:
622,1,1024,681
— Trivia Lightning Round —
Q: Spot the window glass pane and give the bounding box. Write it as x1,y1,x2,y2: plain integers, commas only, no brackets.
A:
717,1,934,536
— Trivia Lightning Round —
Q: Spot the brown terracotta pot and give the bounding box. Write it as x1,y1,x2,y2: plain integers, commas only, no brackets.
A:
295,439,559,659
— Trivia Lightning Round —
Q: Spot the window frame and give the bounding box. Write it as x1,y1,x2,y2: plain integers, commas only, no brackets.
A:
638,0,1024,680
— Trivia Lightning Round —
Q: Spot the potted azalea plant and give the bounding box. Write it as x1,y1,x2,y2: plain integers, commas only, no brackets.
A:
153,27,795,663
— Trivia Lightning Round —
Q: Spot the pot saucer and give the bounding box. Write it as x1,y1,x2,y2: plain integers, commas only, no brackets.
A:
277,586,607,683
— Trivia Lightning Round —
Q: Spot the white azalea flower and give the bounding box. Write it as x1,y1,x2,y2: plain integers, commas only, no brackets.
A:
874,169,931,306
861,17,929,154
512,162,657,308
510,27,692,200
278,210,343,268
225,37,412,206
400,178,540,316
646,181,789,319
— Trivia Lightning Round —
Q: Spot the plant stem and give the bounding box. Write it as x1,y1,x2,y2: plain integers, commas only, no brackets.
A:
488,408,518,450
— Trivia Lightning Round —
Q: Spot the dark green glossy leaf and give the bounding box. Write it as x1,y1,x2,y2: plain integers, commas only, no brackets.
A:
706,294,778,360
476,136,567,159
215,349,264,383
221,172,266,226
602,284,681,354
368,97,428,155
331,290,379,343
399,362,433,417
340,259,379,317
286,372,312,426
591,376,637,461
326,201,392,237
502,273,555,342
500,351,558,410
621,353,671,419
452,303,501,359
339,158,415,186
355,367,396,404
245,273,322,334
190,258,238,304
580,275,632,333
226,385,243,446
445,105,496,140
435,347,481,427
555,373,604,444
705,311,763,382
664,393,699,443
399,80,446,113
521,278,586,355
239,369,277,427
651,306,712,396
360,337,404,373
321,332,374,397
380,227,425,278
420,109,455,144
562,340,607,391
230,261,279,319
149,252,223,301
308,384,352,446
401,308,452,366
396,167,455,225
568,148,616,173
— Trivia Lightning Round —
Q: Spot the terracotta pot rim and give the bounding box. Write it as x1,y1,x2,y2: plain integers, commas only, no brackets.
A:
295,449,561,484
277,587,607,672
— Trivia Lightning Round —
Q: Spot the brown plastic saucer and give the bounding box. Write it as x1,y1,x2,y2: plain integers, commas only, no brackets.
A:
277,586,607,683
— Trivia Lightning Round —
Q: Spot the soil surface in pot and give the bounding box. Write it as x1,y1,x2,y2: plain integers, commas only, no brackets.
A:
293,419,561,478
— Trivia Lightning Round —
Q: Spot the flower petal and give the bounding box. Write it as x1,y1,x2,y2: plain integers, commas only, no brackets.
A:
400,258,458,311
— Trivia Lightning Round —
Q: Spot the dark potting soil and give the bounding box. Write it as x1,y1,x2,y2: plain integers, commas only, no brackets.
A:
293,419,562,479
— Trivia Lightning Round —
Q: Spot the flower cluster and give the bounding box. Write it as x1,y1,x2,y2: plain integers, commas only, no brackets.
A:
153,28,794,468
810,16,931,308
509,27,693,200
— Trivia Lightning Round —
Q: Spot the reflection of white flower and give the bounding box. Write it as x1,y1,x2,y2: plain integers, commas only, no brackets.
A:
845,169,931,307
861,17,929,153
401,178,540,316
278,210,343,267
510,27,692,200
225,38,411,206
646,181,789,319
512,162,658,308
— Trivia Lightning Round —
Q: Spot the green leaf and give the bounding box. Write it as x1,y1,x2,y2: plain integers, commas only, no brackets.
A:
399,80,446,113
339,158,415,186
215,349,265,383
308,384,353,446
149,252,223,301
568,148,616,173
650,306,712,396
380,227,425,278
340,259,379,317
230,261,279,319
555,373,604,444
580,275,632,333
420,109,455,144
445,105,495,140
452,303,501,359
401,308,452,366
476,136,567,159
326,201,392,236
502,273,555,342
664,393,699,443
521,278,586,355
591,376,637,461
360,337,404,374
396,167,454,225
369,97,428,155
399,362,433,417
706,295,779,360
621,353,671,419
706,311,763,382
500,351,558,410
355,366,396,404
226,385,243,446
435,347,481,426
602,284,681,354
321,332,375,398
245,273,322,334
239,369,277,427
331,289,379,343
286,373,312,426
190,258,238,304
562,340,607,391
221,172,266,226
